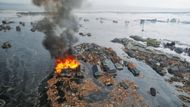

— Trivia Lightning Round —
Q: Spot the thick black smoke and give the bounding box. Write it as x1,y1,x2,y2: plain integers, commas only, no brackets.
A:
32,0,84,57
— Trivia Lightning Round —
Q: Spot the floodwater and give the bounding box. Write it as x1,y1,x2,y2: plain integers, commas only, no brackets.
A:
77,12,190,106
0,11,190,106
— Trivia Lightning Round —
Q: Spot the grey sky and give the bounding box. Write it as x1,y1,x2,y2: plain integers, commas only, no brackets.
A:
89,0,190,9
0,0,31,4
1,0,190,9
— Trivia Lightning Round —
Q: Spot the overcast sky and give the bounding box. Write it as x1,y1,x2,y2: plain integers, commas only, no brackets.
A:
1,0,190,9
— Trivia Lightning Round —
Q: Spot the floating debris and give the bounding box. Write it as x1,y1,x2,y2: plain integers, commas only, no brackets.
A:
1,42,12,49
112,38,190,104
178,95,190,103
19,22,25,26
79,32,92,37
113,20,118,23
86,33,92,37
16,26,21,32
150,87,157,96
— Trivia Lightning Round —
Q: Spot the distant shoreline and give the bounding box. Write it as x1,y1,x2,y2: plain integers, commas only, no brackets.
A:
0,10,190,15
74,10,190,14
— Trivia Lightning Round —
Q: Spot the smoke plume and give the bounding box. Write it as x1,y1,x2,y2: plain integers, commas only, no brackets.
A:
32,0,84,57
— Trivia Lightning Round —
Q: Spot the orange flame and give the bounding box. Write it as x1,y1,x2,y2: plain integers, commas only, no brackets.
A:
55,55,80,75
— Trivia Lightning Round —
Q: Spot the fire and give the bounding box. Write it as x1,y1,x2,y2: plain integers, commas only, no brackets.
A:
55,55,80,75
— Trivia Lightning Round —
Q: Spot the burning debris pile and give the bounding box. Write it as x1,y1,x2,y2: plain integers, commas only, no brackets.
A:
54,55,80,75
37,43,147,107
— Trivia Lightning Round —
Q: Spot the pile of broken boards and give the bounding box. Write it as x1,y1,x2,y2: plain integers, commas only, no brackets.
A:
37,43,147,107
130,35,161,47
112,38,190,104
164,42,190,55
74,43,139,76
130,35,190,56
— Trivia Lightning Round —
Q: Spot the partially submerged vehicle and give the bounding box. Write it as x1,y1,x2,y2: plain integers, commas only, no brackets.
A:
127,62,140,76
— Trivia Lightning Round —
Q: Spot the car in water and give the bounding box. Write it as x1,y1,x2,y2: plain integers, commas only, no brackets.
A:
127,62,140,76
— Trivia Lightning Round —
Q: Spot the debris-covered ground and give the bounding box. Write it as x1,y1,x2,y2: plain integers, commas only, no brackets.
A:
38,43,148,107
112,38,190,106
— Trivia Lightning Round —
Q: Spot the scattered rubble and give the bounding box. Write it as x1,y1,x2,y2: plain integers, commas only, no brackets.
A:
164,41,175,50
112,38,190,104
112,38,190,76
30,28,36,32
5,26,11,31
79,32,85,36
178,95,190,103
0,25,11,32
164,41,190,55
19,22,25,27
37,43,147,107
130,35,146,42
86,33,92,37
79,32,92,37
83,19,89,22
113,20,118,23
0,20,15,32
146,38,161,47
2,20,7,25
98,74,115,86
129,35,190,56
1,42,12,49
108,80,146,107
45,75,97,107
16,26,21,32
74,43,122,67
129,35,161,47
